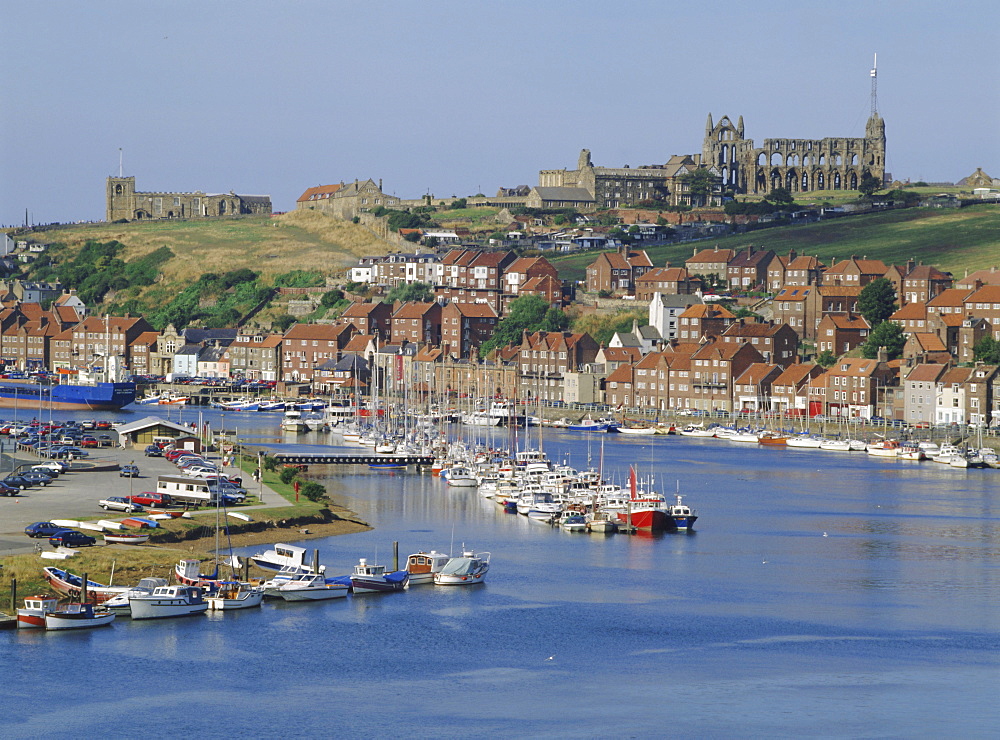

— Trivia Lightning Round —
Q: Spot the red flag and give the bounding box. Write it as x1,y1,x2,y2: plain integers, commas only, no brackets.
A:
629,466,637,500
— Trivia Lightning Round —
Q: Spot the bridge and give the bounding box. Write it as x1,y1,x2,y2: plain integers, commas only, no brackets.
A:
271,453,434,467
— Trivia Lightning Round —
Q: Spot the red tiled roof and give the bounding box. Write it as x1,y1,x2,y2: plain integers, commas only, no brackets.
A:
297,184,342,203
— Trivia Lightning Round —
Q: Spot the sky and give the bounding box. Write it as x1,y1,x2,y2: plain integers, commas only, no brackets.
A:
2,1,997,226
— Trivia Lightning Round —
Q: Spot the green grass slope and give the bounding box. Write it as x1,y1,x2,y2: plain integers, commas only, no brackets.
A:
552,205,1000,282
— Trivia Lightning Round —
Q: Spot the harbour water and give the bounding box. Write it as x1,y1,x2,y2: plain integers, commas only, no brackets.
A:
3,409,1000,737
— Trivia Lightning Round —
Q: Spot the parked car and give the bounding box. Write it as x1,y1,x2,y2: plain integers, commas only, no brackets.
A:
127,492,172,508
119,464,140,478
97,434,114,446
3,474,35,490
144,445,164,457
31,462,66,475
81,436,99,448
25,521,65,538
49,529,97,548
0,482,21,497
20,471,55,486
59,446,88,458
99,496,144,513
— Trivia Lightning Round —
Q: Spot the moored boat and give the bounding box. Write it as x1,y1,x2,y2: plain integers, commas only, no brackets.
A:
434,550,490,586
44,602,116,631
349,558,409,593
271,572,347,602
405,550,452,586
103,577,169,616
17,594,59,629
129,585,208,620
250,543,324,574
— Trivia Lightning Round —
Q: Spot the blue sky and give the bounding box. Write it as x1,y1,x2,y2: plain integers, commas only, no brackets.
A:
2,1,997,225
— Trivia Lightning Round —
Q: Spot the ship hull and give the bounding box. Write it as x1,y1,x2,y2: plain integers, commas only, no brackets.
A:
0,381,136,411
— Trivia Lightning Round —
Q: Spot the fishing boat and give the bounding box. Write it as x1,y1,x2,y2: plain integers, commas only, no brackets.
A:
665,492,698,531
405,550,452,586
17,595,60,629
174,558,229,589
434,550,490,586
349,558,409,593
280,409,308,433
42,567,129,603
129,585,208,620
866,439,899,458
44,602,116,631
103,577,169,616
568,416,610,432
897,442,925,461
445,465,478,487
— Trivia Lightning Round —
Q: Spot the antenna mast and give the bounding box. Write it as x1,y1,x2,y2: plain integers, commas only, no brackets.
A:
869,53,878,116
119,148,123,178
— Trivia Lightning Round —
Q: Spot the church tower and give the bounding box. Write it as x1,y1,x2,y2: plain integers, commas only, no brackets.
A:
106,176,136,221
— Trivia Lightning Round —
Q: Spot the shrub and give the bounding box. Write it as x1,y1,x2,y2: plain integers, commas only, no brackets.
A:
299,481,327,502
279,467,300,485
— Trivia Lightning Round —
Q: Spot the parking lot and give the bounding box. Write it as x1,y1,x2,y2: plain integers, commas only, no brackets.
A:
0,448,279,556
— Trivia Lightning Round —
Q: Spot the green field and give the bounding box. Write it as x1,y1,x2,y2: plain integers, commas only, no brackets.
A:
552,205,1000,282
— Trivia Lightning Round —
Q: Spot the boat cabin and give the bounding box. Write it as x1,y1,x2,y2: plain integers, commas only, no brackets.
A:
406,551,450,576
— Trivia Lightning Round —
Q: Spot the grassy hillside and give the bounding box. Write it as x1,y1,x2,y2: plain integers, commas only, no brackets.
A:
552,205,1000,282
24,210,390,284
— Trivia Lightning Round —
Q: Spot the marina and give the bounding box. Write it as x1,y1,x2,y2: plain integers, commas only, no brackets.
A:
2,406,999,736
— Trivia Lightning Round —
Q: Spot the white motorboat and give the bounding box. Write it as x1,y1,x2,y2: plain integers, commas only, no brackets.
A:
280,409,308,433
559,512,588,531
587,511,618,534
405,550,452,585
104,577,169,616
129,585,208,620
819,439,852,452
678,424,716,437
206,582,265,610
250,543,325,574
446,466,478,487
434,550,490,586
272,572,349,602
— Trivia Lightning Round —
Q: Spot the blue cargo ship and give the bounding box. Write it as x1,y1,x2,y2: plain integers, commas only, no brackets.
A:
0,380,136,410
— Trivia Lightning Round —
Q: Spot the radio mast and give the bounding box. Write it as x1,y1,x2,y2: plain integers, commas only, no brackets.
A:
870,53,878,116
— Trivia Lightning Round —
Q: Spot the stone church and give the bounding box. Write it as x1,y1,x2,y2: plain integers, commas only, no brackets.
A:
106,176,272,222
702,111,886,195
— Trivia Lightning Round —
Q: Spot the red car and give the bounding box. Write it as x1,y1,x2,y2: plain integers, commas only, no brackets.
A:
80,436,99,448
127,492,173,507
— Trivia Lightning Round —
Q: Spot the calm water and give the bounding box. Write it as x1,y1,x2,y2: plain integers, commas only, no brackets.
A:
3,408,1000,738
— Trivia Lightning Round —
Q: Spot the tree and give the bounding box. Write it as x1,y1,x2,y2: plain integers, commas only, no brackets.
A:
763,187,794,207
973,336,1000,364
861,320,905,360
679,168,717,206
858,172,882,198
478,294,552,358
320,289,345,307
272,313,296,332
383,281,433,304
299,481,327,502
857,278,897,327
450,198,467,210
816,349,837,367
